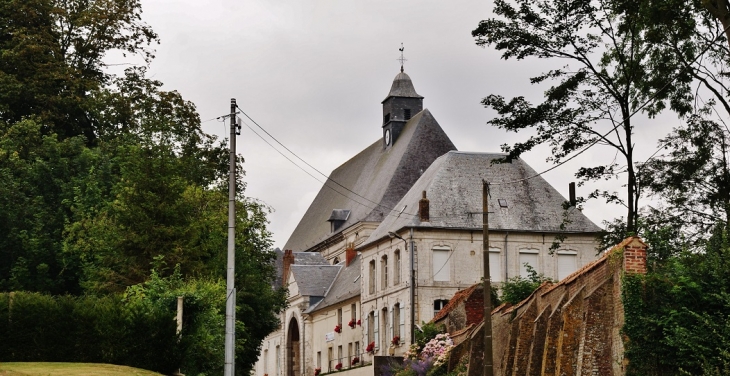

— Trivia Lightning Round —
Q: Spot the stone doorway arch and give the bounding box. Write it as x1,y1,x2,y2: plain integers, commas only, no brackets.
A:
287,317,300,376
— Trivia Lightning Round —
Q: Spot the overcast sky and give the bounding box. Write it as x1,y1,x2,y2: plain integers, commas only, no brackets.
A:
131,0,677,248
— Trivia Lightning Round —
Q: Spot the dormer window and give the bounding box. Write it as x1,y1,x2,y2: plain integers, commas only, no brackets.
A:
327,209,351,232
404,109,411,120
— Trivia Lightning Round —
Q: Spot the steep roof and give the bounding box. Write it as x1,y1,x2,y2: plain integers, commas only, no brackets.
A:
290,264,341,297
273,248,329,287
306,256,362,313
284,109,456,251
364,151,601,247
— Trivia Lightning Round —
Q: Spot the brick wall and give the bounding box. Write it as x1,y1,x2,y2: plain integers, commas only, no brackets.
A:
455,237,647,376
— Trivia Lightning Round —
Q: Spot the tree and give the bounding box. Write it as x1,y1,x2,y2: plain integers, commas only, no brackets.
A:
0,0,158,142
472,0,689,235
499,264,553,305
623,224,730,375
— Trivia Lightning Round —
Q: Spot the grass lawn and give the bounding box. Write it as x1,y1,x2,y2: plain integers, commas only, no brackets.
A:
0,363,164,376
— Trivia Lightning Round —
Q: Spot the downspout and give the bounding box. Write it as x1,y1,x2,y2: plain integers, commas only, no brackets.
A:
504,232,509,280
409,227,415,345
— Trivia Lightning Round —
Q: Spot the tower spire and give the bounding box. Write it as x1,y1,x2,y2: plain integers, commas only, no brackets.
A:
398,43,407,72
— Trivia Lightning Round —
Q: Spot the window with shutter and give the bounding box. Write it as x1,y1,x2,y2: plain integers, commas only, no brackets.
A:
432,247,451,282
557,251,578,280
489,247,502,282
374,311,379,350
519,249,540,278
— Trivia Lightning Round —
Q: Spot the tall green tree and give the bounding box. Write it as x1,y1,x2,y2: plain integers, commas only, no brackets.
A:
472,0,691,236
0,0,157,142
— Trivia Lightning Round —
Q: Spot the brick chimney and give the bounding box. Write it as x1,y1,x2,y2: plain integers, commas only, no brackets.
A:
282,250,295,286
623,237,647,274
419,190,429,222
346,244,357,267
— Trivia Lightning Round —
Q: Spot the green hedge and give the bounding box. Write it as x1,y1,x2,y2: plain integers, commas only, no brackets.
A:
0,292,181,374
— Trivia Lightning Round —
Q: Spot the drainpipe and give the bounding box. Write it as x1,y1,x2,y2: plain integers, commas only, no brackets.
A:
409,228,415,345
504,232,509,280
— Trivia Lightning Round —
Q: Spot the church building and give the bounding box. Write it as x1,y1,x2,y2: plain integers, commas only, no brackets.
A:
254,68,601,376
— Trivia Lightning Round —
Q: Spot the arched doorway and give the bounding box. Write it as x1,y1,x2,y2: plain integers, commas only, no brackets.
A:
287,318,300,376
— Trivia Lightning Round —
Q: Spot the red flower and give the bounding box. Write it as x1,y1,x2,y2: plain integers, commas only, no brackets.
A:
335,363,343,371
391,336,400,346
366,341,375,354
334,324,342,333
351,357,360,365
357,319,361,326
314,368,321,376
348,319,356,328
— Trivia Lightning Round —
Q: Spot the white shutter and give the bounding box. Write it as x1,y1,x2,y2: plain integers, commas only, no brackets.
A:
364,314,369,346
557,252,577,280
389,306,394,343
519,250,539,278
399,305,405,343
374,310,379,350
489,247,502,282
433,248,451,281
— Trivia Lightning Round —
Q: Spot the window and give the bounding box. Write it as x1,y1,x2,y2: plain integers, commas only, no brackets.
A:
276,346,280,376
381,255,388,289
489,247,502,282
384,113,390,124
367,311,375,345
264,349,268,374
348,343,352,365
393,304,401,340
519,249,540,278
394,250,401,284
381,307,389,350
432,247,451,281
351,303,357,321
557,251,578,280
337,308,342,328
333,257,340,265
404,108,412,120
369,260,376,294
338,345,342,365
355,342,360,357
433,299,449,317
317,351,321,369
328,347,333,371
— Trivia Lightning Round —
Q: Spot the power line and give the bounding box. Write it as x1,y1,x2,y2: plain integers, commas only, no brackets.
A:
237,105,416,217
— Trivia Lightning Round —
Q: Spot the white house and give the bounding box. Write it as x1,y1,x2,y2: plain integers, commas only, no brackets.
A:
254,69,601,376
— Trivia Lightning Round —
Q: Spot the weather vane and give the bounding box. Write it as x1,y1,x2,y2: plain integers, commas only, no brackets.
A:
397,43,407,72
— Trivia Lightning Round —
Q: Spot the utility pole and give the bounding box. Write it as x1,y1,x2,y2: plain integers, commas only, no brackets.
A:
225,98,237,376
482,180,493,376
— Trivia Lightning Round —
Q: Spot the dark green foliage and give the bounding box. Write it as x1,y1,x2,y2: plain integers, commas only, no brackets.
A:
623,225,730,375
499,264,552,305
0,292,181,374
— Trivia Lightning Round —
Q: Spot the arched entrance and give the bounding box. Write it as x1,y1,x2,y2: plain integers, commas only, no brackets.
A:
287,318,300,376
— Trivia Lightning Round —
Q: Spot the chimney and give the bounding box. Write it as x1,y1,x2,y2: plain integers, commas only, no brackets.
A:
282,250,295,286
419,191,430,222
623,237,647,274
346,244,357,267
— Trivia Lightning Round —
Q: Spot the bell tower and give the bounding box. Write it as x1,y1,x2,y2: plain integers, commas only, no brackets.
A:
382,46,423,148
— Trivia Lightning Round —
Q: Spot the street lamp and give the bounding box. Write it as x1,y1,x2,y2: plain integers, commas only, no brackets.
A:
388,231,416,345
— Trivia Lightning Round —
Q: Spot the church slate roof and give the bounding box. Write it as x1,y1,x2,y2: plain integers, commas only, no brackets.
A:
363,151,601,247
290,264,341,297
283,108,456,251
305,255,361,314
273,248,330,287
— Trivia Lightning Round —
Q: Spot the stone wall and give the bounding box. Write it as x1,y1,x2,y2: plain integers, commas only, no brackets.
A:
460,237,647,376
